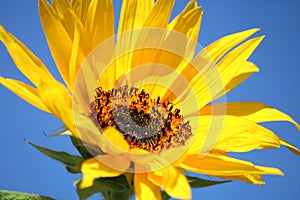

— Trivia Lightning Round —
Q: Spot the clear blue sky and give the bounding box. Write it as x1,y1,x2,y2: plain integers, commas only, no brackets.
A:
0,0,300,199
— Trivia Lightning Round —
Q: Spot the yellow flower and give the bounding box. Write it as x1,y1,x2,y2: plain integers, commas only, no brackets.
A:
0,0,300,200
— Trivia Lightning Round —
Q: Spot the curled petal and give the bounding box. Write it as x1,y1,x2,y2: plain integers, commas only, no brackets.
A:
148,166,191,199
200,102,300,131
80,155,129,189
134,173,161,200
179,154,283,185
188,115,281,154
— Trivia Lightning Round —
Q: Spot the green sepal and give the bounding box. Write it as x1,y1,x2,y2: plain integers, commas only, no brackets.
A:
187,176,230,188
161,191,171,200
0,190,54,200
70,136,94,159
102,189,134,200
26,140,84,174
76,175,130,200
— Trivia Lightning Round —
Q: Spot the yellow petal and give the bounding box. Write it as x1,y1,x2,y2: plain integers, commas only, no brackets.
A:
52,0,91,58
215,117,280,152
188,115,280,154
279,138,300,156
218,167,281,185
134,173,161,200
200,101,300,131
204,28,260,63
83,0,116,88
86,0,114,49
73,113,111,151
0,26,55,87
116,0,154,79
168,0,197,30
183,62,259,113
52,0,78,39
219,174,265,185
102,127,130,152
168,1,202,42
216,36,264,90
127,0,176,74
39,0,73,89
69,24,86,88
148,166,191,199
222,61,259,94
0,77,50,113
38,80,77,136
53,0,70,13
179,35,261,108
188,36,264,110
165,6,203,72
143,0,175,28
70,0,90,24
80,156,126,188
179,153,283,184
118,0,154,33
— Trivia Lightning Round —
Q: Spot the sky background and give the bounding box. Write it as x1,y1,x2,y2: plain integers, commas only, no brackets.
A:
0,0,300,199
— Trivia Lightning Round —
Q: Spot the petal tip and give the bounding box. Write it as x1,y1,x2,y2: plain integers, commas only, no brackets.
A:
245,27,260,35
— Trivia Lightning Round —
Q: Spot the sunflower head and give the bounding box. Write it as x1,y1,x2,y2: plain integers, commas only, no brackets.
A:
72,28,227,173
0,0,299,199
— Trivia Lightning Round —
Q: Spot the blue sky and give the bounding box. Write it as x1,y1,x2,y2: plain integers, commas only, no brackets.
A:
0,0,300,199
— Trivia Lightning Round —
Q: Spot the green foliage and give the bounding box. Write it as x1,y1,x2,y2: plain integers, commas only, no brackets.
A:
161,191,171,200
0,190,54,200
26,140,84,174
186,176,230,188
70,136,95,159
76,175,132,200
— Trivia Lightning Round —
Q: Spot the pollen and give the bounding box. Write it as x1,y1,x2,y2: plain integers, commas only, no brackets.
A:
89,86,193,153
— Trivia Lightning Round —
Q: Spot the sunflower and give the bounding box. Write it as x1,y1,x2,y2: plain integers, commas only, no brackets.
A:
0,0,299,200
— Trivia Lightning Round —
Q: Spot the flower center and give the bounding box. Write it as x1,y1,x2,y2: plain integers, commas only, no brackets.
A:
89,86,193,153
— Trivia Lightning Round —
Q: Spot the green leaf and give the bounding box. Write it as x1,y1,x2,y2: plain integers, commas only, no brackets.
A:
0,190,54,200
26,140,84,174
186,176,230,188
77,175,130,200
161,191,171,200
103,189,134,200
70,136,94,159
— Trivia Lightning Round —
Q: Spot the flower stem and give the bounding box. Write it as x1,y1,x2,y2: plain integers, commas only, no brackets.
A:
102,189,134,200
